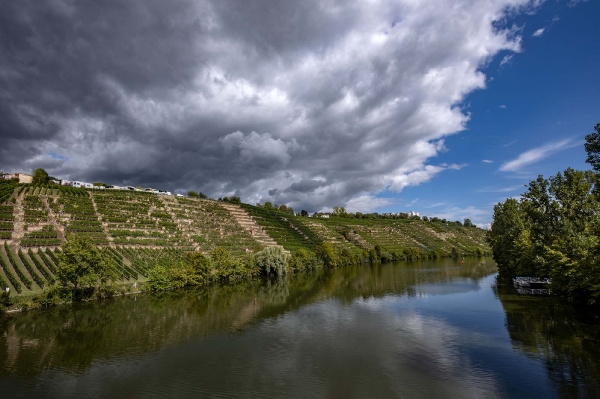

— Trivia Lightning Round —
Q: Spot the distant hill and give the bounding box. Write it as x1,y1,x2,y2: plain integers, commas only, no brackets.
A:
0,181,489,295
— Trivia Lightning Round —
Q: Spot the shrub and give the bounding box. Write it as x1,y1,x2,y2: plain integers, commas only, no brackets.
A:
289,248,321,271
254,246,288,276
315,242,338,268
147,265,172,291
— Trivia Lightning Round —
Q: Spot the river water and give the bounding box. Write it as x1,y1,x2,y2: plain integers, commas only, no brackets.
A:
1,257,599,398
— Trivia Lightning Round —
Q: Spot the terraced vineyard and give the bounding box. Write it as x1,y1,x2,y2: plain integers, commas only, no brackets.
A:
163,197,257,256
0,181,490,295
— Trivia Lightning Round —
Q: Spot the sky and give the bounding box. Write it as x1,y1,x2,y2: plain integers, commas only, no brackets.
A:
0,0,598,228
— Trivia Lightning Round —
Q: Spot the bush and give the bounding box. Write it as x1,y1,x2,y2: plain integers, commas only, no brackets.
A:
212,247,249,281
289,248,321,271
147,265,172,291
254,246,288,276
315,242,338,268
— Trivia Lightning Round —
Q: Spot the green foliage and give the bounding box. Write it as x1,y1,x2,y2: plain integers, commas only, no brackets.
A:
212,247,248,282
31,168,50,185
147,265,173,292
0,289,13,311
488,164,600,305
315,242,338,268
254,246,288,276
289,248,321,271
57,235,118,290
169,252,214,288
584,123,600,172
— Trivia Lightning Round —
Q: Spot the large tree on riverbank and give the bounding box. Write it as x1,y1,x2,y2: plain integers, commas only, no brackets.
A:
488,123,600,305
57,235,118,291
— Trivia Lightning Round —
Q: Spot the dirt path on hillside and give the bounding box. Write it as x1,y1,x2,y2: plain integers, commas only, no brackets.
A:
89,193,113,247
41,196,66,243
11,190,25,246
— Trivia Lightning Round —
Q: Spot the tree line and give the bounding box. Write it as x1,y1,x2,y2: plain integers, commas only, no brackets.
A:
488,123,600,305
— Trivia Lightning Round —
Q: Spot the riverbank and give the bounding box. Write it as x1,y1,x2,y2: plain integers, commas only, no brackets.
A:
1,246,486,315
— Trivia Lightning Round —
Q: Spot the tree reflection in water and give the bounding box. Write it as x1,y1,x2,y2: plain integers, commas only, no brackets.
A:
495,278,600,398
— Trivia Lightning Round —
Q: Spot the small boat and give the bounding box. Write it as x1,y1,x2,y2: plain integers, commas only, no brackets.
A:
513,277,552,295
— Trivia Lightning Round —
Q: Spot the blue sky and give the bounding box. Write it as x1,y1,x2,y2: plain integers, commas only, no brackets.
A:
1,0,598,228
378,0,599,227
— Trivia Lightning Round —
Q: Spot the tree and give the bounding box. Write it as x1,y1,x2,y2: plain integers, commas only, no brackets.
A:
315,242,337,268
31,168,50,185
264,201,273,209
93,182,107,187
185,251,213,282
463,218,473,227
301,209,308,217
254,246,288,276
279,204,288,212
57,235,117,292
188,190,199,198
584,123,600,172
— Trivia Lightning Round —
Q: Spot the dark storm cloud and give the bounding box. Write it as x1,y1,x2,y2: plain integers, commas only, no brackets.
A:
0,0,534,211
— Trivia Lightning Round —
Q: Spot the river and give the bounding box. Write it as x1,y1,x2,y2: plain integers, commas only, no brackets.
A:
1,257,599,398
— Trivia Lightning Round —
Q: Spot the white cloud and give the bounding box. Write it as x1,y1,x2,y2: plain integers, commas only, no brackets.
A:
429,205,491,227
482,159,493,163
406,198,419,207
499,54,514,68
532,28,545,37
476,184,524,193
344,195,397,213
502,140,518,147
568,0,588,7
388,164,465,192
499,105,507,109
423,202,447,208
499,139,578,172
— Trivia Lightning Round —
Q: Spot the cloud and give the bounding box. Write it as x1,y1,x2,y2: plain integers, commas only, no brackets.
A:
499,54,514,68
220,131,298,169
0,0,536,211
502,140,518,147
476,184,524,193
423,202,447,208
482,159,493,163
498,105,507,109
406,198,419,207
568,0,588,7
532,28,545,37
344,195,397,213
428,205,491,227
499,139,578,172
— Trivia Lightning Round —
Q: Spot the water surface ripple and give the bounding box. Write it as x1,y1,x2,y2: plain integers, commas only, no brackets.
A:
1,257,599,398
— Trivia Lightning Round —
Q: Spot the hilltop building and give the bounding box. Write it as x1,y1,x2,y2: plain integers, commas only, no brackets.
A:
0,172,33,184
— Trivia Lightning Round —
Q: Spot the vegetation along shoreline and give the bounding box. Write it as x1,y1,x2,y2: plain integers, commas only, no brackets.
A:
488,123,600,307
0,172,489,313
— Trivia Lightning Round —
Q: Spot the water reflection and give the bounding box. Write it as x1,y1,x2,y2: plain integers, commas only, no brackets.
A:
0,258,598,398
495,278,600,398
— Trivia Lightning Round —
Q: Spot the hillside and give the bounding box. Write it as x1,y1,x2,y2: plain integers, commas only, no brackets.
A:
0,181,490,295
